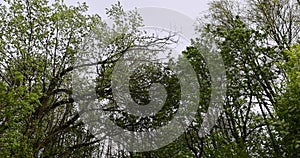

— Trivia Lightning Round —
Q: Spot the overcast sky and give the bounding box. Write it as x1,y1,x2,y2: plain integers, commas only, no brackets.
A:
64,0,212,20
62,0,212,43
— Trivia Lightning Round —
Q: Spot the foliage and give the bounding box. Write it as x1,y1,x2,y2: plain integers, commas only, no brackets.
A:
185,0,300,157
0,0,99,157
1,0,300,157
275,44,300,157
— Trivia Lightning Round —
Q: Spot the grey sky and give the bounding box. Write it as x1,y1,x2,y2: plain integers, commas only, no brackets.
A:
64,0,212,19
62,0,213,46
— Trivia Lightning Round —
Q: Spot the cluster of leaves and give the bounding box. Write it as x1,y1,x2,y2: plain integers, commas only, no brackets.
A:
275,44,300,157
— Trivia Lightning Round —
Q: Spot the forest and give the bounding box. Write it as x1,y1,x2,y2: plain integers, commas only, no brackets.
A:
0,0,299,157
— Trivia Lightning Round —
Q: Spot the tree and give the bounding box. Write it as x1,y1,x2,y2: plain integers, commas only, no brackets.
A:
0,0,177,157
275,44,300,157
182,0,300,157
0,0,99,156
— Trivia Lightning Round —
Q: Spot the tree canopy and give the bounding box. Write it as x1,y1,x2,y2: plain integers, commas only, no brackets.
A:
0,0,299,157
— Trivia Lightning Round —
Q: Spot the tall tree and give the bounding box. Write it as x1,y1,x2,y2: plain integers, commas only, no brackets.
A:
0,0,176,157
0,0,98,157
182,0,300,157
